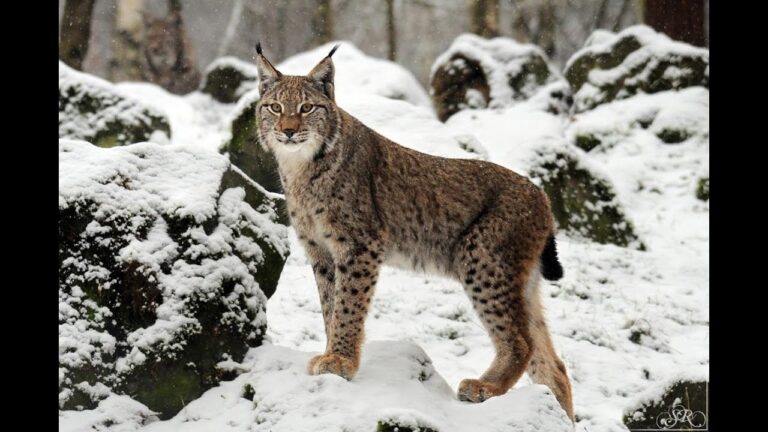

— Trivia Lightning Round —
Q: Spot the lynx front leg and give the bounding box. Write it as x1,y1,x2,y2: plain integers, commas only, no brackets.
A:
305,241,336,343
308,243,381,380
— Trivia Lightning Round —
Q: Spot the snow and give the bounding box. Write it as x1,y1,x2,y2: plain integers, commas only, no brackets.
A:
277,41,432,108
107,342,570,432
114,82,233,151
339,93,483,160
60,40,708,432
59,395,159,432
60,140,228,223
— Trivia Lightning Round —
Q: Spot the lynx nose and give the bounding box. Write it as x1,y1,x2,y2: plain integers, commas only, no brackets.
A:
282,129,296,138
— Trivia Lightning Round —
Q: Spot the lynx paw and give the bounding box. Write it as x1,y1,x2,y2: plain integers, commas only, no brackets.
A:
307,353,359,380
457,378,506,403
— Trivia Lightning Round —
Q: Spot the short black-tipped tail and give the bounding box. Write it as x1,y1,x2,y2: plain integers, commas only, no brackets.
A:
540,234,563,281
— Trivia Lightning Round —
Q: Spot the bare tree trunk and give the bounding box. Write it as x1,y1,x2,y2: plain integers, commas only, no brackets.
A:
591,0,610,31
312,0,334,46
611,0,633,32
386,0,397,60
59,0,96,70
217,0,244,57
468,0,499,38
510,0,530,43
110,0,145,82
164,0,201,93
538,0,556,58
168,0,182,14
645,0,705,46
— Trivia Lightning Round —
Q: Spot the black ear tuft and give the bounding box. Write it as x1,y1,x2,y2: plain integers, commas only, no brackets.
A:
253,42,283,94
328,44,340,58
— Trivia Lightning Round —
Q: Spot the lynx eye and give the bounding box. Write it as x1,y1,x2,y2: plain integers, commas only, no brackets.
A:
269,103,282,113
300,103,314,114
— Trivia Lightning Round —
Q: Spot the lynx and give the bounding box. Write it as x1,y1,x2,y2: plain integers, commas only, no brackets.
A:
254,43,574,421
140,6,200,95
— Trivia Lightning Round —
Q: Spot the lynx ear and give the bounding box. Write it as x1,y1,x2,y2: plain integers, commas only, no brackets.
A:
255,42,283,95
307,44,339,101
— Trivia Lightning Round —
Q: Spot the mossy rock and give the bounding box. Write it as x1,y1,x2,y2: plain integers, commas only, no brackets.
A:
59,61,171,147
529,150,643,248
200,57,260,103
59,141,289,418
623,380,708,430
565,25,709,113
431,34,560,122
696,177,709,201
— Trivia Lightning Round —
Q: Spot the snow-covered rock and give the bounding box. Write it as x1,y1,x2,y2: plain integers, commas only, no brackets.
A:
623,372,708,431
200,57,260,103
59,341,572,432
59,62,171,147
564,25,709,113
430,34,567,122
277,41,431,108
59,140,289,418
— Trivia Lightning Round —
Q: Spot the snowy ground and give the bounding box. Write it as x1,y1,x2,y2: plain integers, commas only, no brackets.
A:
60,45,708,432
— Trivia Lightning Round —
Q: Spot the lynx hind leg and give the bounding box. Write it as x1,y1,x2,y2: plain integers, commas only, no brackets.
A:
454,219,537,403
526,272,575,421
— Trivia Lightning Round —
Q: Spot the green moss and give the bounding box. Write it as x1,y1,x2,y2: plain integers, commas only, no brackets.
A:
574,134,602,152
200,63,258,103
696,177,709,201
376,420,439,432
629,327,649,344
201,66,254,103
242,225,286,299
118,279,265,419
508,55,551,98
656,128,689,144
565,35,642,93
530,151,642,248
124,361,203,419
222,99,283,195
242,383,255,401
623,381,708,431
95,134,120,148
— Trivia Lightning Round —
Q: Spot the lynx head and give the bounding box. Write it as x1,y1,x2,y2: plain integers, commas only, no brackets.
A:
142,12,182,75
254,43,341,160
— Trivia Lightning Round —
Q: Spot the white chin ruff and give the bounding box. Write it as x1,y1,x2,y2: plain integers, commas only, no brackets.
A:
281,143,304,153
